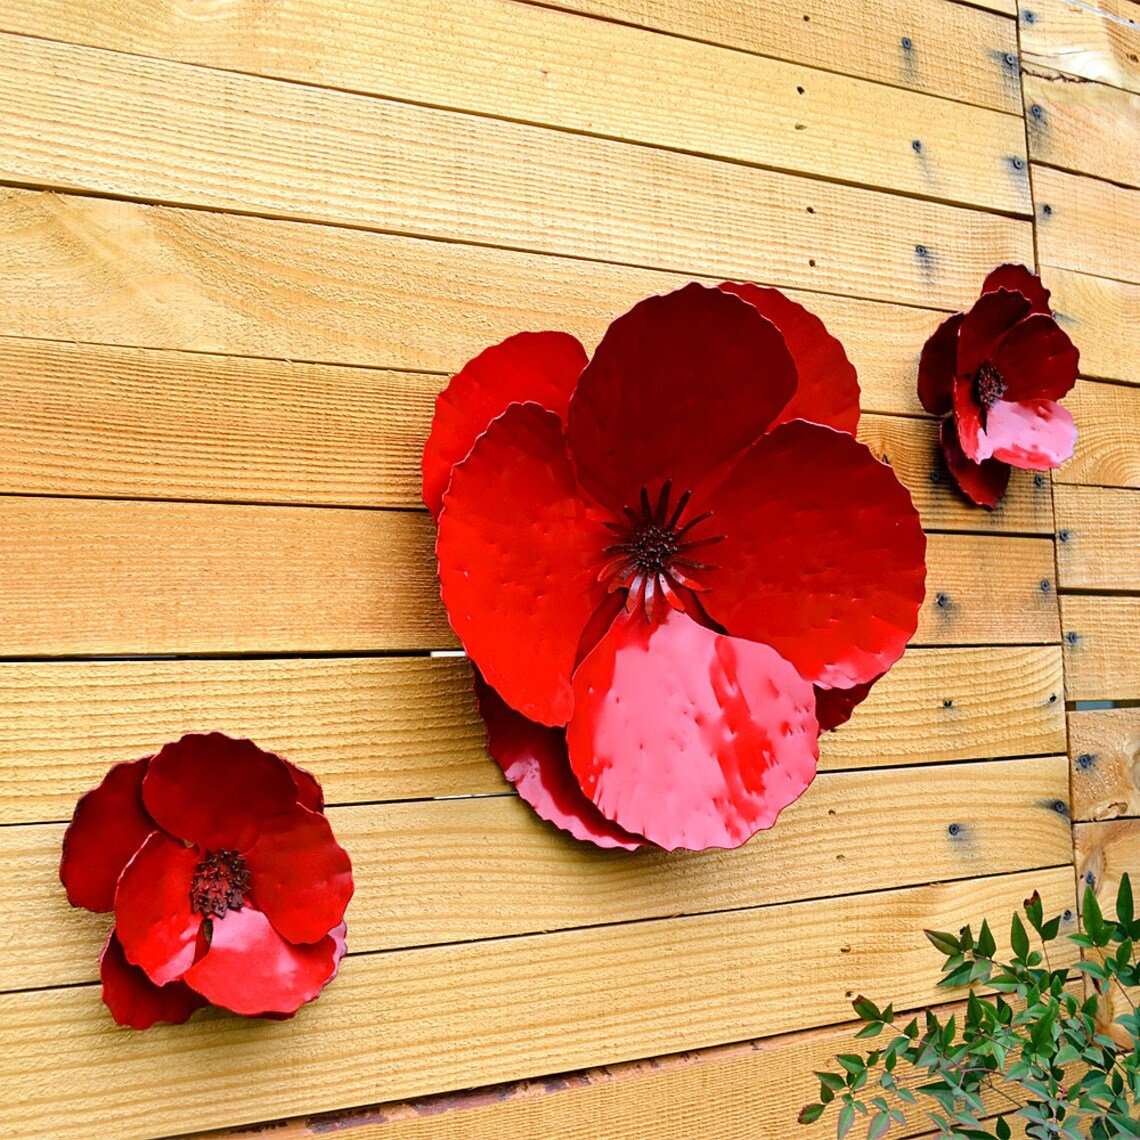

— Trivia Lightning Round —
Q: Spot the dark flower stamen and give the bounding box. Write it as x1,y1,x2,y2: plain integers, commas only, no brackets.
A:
974,360,1007,410
190,850,250,919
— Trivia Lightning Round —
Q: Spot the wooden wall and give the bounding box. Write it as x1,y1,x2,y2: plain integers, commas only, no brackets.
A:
0,0,1134,1136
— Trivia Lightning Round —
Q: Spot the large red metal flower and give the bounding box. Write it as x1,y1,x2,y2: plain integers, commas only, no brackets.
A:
425,283,927,852
59,733,353,1028
918,265,1079,508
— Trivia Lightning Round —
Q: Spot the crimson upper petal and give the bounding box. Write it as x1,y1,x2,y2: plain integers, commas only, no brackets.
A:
182,906,340,1017
719,281,860,435
990,314,1079,402
982,264,1052,314
246,804,354,944
917,312,963,417
285,759,325,814
474,671,645,850
422,330,587,521
60,757,155,913
940,418,1010,509
142,733,299,853
100,930,206,1030
700,421,926,690
567,607,819,851
565,283,796,512
436,402,613,726
957,289,1031,379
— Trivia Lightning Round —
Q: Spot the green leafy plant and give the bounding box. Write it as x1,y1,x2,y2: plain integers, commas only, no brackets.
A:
799,877,1140,1138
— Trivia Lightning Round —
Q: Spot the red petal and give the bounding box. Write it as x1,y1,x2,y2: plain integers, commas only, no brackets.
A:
957,289,1031,379
985,399,1078,470
100,929,206,1030
422,331,587,522
719,281,860,434
917,312,963,416
700,421,927,689
436,402,612,726
285,759,325,814
246,804,354,944
473,671,646,851
567,609,818,851
142,733,300,853
814,675,881,732
114,832,203,986
952,375,988,462
940,417,1010,509
991,314,1079,402
566,283,796,512
183,906,339,1017
982,264,1052,315
60,758,155,913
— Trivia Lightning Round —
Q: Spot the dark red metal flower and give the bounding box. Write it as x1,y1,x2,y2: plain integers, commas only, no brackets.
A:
918,265,1079,508
59,733,353,1028
425,283,927,852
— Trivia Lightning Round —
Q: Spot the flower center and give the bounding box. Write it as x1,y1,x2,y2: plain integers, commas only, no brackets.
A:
974,360,1007,410
600,482,723,621
190,850,250,919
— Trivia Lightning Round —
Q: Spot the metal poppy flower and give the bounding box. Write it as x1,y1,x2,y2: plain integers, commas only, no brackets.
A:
918,265,1079,509
59,733,353,1028
425,283,927,852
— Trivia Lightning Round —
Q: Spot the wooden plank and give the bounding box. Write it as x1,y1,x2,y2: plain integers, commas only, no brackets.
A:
0,337,1054,534
1,755,1072,992
1054,484,1140,590
0,188,954,411
1062,596,1140,701
1034,166,1140,286
1056,379,1140,487
1020,0,1140,95
0,10,1032,218
1069,708,1140,821
0,498,1059,656
1047,265,1140,386
0,0,1025,116
0,868,1077,1140
0,42,1034,310
0,646,1067,826
1024,68,1140,187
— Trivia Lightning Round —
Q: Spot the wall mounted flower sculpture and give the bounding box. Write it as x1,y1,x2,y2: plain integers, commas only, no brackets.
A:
425,283,927,852
918,265,1079,508
60,732,353,1029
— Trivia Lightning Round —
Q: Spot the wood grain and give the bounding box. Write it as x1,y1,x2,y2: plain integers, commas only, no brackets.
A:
1061,596,1140,702
0,0,1023,115
0,335,1054,533
2,755,1072,991
1069,708,1140,822
1057,380,1140,487
1034,166,1140,286
0,187,949,407
1020,0,1140,94
0,868,1076,1140
1054,484,1140,590
0,8,1031,216
0,498,1059,657
0,645,1066,826
1024,69,1140,187
0,37,1034,309
1047,265,1140,386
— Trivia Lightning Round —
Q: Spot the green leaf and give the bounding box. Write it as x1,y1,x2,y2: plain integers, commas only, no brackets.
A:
996,1117,1011,1140
818,1072,846,1094
852,995,881,1021
867,1112,889,1140
978,919,997,958
1025,890,1044,933
798,1103,825,1125
925,929,961,956
836,1055,866,1076
1011,912,1030,960
1118,873,1134,927
837,1102,855,1139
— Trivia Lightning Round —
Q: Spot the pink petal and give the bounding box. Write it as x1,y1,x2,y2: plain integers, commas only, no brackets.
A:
474,670,646,850
436,402,613,726
719,281,860,434
100,929,207,1030
565,283,795,513
142,733,300,853
60,757,155,913
567,608,820,852
940,417,1010,509
183,905,340,1017
246,804,354,944
700,421,927,690
982,264,1052,315
957,289,1031,379
917,312,963,416
991,314,1079,402
114,831,203,986
985,399,1078,470
422,331,587,521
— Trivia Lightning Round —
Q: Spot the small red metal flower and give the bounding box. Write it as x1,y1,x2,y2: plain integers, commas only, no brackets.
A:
918,265,1079,508
425,283,927,852
59,733,353,1028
